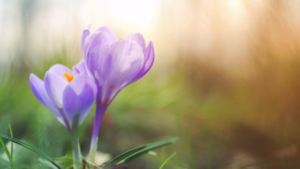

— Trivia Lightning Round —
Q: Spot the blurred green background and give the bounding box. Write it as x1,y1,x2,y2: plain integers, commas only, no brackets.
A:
2,0,300,168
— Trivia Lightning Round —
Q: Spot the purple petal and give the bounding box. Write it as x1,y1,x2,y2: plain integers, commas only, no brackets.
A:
144,41,154,63
44,71,69,109
29,74,64,123
73,60,88,75
85,32,112,83
48,64,72,80
124,33,146,50
96,26,118,45
63,74,97,126
81,23,92,57
108,40,144,88
130,41,155,83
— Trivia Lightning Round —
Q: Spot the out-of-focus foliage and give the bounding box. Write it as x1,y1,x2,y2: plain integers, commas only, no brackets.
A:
2,0,300,168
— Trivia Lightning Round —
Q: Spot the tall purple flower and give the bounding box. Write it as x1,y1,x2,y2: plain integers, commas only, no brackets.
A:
81,23,155,160
29,60,97,168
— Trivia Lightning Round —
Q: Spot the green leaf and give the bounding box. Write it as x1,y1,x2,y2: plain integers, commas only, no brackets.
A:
0,136,14,168
103,145,146,165
0,134,61,169
104,137,178,165
159,152,177,169
9,124,13,160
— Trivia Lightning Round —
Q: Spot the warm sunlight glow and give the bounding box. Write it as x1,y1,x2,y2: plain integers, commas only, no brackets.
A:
110,0,158,26
226,0,243,13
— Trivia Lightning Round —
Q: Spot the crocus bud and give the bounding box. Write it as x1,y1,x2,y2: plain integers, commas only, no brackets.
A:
29,61,97,131
81,23,154,161
82,23,154,107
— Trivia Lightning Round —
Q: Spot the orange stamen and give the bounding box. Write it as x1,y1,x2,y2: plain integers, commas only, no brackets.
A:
64,73,74,83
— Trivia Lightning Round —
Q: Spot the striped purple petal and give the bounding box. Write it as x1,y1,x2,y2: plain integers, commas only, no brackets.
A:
29,73,65,125
44,71,69,109
130,41,155,83
125,33,146,50
63,74,97,126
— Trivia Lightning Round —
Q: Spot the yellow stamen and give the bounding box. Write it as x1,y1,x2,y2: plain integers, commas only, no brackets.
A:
119,38,123,40
64,73,74,83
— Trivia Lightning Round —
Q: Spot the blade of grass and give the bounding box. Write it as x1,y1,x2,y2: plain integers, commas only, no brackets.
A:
0,136,14,168
104,137,179,165
9,124,13,159
184,132,195,169
160,147,166,164
159,152,177,169
122,137,179,164
0,134,61,169
81,158,98,169
30,159,33,169
102,145,147,165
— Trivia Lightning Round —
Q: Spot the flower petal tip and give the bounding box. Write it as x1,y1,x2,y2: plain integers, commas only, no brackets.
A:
29,73,36,80
84,23,92,30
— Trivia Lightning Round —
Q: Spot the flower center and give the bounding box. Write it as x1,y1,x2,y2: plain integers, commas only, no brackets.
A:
64,73,74,83
119,38,123,40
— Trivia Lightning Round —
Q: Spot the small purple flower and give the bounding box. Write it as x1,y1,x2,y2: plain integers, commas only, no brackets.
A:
81,23,155,160
29,60,97,167
29,60,97,130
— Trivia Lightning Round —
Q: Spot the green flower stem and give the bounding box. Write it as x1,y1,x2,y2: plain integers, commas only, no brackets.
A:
69,127,81,169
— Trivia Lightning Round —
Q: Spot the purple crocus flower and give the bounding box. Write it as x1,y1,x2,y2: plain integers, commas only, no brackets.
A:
29,60,97,168
81,23,155,160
